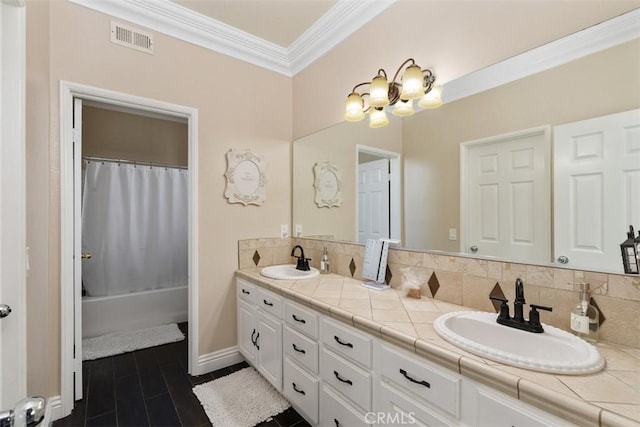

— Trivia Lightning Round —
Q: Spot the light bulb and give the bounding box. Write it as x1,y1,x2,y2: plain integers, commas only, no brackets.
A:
344,92,365,122
369,107,389,128
399,64,424,100
418,84,443,109
392,99,415,117
369,75,390,108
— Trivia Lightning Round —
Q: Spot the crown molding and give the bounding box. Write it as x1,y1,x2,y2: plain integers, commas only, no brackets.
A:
443,8,640,104
67,0,394,77
288,0,396,75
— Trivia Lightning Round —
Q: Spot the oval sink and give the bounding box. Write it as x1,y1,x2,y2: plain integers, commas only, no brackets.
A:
433,311,604,375
260,264,320,280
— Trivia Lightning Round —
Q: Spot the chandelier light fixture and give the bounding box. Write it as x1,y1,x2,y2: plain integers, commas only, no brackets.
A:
344,58,443,128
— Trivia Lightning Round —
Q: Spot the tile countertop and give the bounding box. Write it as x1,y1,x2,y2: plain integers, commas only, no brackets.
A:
236,268,640,427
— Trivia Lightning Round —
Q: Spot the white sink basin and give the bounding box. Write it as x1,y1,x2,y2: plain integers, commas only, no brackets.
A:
433,311,604,375
260,264,320,280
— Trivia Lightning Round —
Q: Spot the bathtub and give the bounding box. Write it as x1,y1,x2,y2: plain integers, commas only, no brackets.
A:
82,285,188,338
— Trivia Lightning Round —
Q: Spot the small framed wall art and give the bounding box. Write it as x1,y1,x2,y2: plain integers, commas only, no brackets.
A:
313,161,342,208
224,149,267,206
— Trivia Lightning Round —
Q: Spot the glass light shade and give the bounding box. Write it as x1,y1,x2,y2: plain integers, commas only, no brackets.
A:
418,84,443,109
369,75,390,108
392,99,415,117
369,108,389,128
344,92,365,122
399,65,424,100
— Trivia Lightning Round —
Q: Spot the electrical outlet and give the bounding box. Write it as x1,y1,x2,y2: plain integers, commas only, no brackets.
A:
280,224,289,239
295,224,302,237
448,228,457,241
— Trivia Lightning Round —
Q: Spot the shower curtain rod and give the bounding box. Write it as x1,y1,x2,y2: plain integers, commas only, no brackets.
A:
82,156,188,170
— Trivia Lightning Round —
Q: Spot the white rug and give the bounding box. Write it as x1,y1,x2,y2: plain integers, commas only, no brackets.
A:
193,367,291,427
82,323,185,360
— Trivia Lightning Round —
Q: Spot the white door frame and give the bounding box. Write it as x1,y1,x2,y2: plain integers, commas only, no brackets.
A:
355,145,402,243
0,0,26,409
59,81,199,417
459,126,551,258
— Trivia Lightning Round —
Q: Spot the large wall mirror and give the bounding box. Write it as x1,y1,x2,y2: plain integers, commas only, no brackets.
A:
293,40,640,274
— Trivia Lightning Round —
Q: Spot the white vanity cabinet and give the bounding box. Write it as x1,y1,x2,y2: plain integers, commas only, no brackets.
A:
282,301,320,424
236,277,581,427
236,278,283,391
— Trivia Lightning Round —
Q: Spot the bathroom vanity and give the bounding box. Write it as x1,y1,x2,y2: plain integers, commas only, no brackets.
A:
235,269,640,426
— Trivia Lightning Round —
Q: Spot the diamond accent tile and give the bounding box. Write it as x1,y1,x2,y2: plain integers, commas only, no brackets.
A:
349,258,356,277
428,272,440,297
252,250,261,266
385,265,392,284
489,282,506,313
590,297,606,327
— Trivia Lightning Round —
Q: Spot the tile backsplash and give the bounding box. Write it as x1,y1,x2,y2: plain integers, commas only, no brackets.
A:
238,237,640,347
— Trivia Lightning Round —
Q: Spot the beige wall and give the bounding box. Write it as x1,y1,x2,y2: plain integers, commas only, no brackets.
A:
26,1,291,398
292,1,639,139
403,40,640,252
293,118,401,241
82,106,188,166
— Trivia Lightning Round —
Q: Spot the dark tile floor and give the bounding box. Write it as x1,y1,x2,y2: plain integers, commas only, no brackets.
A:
53,323,309,427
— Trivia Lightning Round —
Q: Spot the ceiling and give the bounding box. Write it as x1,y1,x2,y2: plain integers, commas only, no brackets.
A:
170,0,337,47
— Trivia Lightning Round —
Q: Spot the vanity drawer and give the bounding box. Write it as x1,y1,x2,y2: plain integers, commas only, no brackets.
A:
284,301,319,339
256,287,282,319
321,318,372,368
381,345,461,419
284,358,319,424
237,278,256,305
284,326,319,374
320,385,370,427
379,383,456,427
320,348,371,412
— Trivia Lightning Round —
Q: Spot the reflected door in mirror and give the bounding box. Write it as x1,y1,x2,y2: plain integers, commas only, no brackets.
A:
358,158,390,243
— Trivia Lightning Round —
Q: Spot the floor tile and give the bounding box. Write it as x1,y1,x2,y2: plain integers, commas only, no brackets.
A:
85,358,115,419
116,374,149,427
145,393,181,427
85,411,117,427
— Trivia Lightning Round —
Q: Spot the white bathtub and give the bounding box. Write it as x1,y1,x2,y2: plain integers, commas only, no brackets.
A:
82,285,188,338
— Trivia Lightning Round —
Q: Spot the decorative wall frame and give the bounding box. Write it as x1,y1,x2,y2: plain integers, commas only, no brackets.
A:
224,149,267,206
313,161,342,208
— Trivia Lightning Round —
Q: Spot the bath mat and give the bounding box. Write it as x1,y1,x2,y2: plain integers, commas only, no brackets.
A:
82,323,184,360
193,367,290,427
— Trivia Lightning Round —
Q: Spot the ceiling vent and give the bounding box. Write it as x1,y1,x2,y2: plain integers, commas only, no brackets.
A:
110,21,153,54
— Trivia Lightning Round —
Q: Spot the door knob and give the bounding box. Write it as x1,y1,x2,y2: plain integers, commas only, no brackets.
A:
470,245,478,253
0,304,11,319
81,253,92,259
557,255,569,264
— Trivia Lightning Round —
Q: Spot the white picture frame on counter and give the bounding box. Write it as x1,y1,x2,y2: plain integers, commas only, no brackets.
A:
313,161,342,208
224,149,267,206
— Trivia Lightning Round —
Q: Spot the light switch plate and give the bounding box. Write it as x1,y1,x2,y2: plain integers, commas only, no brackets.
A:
280,224,289,239
295,224,302,237
449,228,457,241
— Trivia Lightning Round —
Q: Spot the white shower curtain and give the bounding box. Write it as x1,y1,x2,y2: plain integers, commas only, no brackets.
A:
82,161,188,297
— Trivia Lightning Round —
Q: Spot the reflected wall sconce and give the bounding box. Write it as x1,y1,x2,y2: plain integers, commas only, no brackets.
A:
344,58,443,128
620,225,640,274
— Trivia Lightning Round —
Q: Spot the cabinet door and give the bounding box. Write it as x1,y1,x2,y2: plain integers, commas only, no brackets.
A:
237,299,256,365
257,311,283,391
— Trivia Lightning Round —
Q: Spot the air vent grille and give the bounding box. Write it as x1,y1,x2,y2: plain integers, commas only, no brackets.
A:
110,21,153,54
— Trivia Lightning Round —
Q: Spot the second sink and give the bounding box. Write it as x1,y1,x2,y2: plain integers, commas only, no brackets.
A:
260,264,320,280
433,311,604,375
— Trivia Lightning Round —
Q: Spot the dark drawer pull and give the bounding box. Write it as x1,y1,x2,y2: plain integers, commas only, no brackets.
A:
241,289,250,294
292,314,306,324
255,332,260,350
292,343,306,354
263,299,274,307
292,382,305,395
334,419,341,427
399,368,430,388
334,335,353,348
333,370,353,386
251,328,256,346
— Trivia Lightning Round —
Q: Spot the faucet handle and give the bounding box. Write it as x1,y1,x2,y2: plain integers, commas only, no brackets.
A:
528,304,553,328
489,296,510,320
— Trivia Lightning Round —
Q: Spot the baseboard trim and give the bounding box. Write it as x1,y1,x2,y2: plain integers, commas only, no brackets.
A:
193,346,244,376
43,395,63,425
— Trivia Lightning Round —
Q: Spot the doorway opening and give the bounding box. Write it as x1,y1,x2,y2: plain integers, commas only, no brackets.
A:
356,145,401,244
60,81,199,418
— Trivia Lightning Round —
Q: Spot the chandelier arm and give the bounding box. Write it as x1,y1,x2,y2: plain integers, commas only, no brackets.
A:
351,81,370,93
377,68,388,79
390,58,416,84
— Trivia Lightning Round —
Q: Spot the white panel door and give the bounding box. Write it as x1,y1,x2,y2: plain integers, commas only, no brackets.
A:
554,109,640,272
358,159,390,243
465,128,550,263
237,299,257,365
0,0,26,409
256,311,283,391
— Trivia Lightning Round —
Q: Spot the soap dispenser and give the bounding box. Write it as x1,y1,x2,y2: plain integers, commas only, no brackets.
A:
320,246,330,274
570,283,599,343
